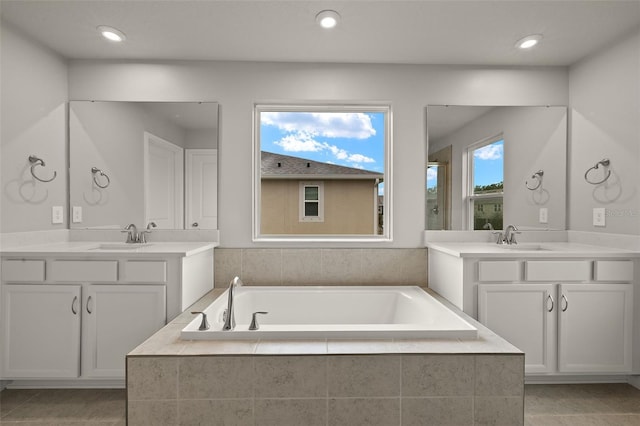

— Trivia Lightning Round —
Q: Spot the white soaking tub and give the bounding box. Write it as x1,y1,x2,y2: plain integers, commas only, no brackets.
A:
181,286,477,340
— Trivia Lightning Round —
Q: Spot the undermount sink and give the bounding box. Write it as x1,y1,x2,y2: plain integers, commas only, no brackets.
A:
498,244,550,251
89,243,153,250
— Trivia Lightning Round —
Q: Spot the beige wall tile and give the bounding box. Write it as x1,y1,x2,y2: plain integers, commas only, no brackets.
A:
127,357,178,400
402,397,473,426
361,249,427,285
178,356,253,399
128,400,177,426
254,356,326,398
474,396,524,426
255,399,326,426
328,398,400,426
214,248,242,288
282,249,322,285
402,354,474,396
320,249,362,284
242,249,282,285
327,355,400,397
178,399,253,426
475,355,524,397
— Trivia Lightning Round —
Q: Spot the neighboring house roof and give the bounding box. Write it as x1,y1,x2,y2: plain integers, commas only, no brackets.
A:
261,151,383,180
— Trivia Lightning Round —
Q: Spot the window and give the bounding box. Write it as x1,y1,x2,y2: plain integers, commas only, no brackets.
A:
467,135,504,230
300,182,324,222
254,104,390,240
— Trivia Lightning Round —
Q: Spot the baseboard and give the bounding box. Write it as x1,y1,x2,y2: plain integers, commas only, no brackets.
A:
627,375,640,390
0,380,11,391
525,374,630,385
5,379,125,389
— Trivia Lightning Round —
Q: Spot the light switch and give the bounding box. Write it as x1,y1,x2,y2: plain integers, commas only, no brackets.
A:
539,208,548,224
593,207,606,227
52,206,63,224
72,206,82,223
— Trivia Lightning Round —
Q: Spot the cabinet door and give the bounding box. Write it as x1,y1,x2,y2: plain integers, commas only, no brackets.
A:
82,284,166,378
478,284,556,374
2,284,81,378
558,283,633,373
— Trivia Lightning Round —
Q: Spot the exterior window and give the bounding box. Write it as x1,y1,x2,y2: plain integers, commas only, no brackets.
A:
467,136,504,230
254,104,390,239
300,182,324,222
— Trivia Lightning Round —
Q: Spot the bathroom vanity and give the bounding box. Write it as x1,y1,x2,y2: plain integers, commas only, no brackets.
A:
427,242,639,376
0,241,214,386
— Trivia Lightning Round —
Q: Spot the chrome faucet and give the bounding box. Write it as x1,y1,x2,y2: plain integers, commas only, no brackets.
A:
140,221,157,243
222,276,243,331
503,224,520,245
122,223,139,243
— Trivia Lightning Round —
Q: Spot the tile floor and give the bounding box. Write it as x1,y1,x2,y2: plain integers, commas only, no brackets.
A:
0,383,638,425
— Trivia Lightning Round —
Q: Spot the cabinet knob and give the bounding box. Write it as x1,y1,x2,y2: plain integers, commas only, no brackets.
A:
561,294,569,312
547,294,554,312
192,222,199,227
71,296,78,315
86,296,93,314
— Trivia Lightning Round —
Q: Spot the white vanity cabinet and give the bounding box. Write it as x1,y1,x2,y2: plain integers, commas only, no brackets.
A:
0,244,214,385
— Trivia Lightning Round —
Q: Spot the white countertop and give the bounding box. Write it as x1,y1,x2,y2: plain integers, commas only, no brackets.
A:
425,241,640,258
0,241,217,257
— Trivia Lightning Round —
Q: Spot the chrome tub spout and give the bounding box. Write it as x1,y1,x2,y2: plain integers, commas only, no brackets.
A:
222,276,243,331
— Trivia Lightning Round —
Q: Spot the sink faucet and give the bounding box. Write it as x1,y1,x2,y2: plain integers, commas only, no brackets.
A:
222,276,243,331
122,223,139,243
140,222,157,243
503,224,520,245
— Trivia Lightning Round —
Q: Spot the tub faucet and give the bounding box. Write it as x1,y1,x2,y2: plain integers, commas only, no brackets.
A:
222,276,243,331
503,224,520,245
122,223,139,243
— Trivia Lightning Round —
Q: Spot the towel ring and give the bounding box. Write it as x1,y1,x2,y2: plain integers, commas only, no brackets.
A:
584,158,611,185
91,167,111,189
28,155,57,183
525,170,544,191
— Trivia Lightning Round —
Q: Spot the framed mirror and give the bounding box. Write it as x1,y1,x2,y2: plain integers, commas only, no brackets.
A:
69,101,219,230
426,105,567,231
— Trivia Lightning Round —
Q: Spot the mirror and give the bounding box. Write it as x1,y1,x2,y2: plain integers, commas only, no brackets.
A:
426,105,567,231
69,101,218,230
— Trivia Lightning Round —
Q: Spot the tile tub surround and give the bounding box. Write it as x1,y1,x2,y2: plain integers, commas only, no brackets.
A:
214,248,428,287
127,289,524,425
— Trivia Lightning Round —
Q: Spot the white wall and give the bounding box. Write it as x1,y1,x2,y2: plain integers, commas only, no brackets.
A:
430,106,567,231
68,61,568,247
569,29,640,235
1,23,68,233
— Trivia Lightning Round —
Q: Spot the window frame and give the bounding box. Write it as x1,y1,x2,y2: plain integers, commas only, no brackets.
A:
253,103,392,242
465,133,504,230
299,181,324,222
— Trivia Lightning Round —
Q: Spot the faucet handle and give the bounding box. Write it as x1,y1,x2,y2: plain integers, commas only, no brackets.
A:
249,311,268,331
191,311,210,331
491,231,504,244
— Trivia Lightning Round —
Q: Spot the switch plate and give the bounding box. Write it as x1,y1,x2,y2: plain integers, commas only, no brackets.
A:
72,206,82,223
539,208,548,224
593,207,606,227
52,206,63,224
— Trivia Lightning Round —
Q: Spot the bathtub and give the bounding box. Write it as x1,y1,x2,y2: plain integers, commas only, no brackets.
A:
181,286,477,340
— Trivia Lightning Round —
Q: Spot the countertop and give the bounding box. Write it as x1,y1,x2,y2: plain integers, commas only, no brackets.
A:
425,241,640,259
0,241,217,257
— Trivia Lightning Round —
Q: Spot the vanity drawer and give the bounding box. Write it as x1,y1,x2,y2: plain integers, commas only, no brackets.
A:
49,260,118,282
594,260,634,282
478,261,521,282
123,260,167,283
525,260,591,282
1,259,46,282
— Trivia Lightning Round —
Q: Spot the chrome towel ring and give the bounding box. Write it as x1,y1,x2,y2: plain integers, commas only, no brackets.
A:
28,155,57,183
91,167,111,188
525,170,544,190
584,158,611,185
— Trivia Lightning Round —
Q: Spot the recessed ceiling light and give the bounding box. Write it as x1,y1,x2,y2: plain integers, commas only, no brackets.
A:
516,34,542,49
97,25,126,42
316,10,340,29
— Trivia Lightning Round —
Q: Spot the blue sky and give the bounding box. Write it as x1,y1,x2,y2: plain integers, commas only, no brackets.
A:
260,111,385,173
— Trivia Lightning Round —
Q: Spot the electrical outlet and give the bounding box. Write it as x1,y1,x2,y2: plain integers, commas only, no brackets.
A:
539,208,548,224
72,206,82,223
593,207,606,227
51,206,63,224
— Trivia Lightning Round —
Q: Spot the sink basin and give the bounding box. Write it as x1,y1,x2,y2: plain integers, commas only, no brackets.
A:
499,244,550,251
89,243,153,250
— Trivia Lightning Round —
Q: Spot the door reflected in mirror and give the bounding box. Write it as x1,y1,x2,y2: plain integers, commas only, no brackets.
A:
69,101,218,230
426,105,567,231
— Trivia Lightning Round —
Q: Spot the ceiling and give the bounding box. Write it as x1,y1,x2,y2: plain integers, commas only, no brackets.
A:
1,0,639,66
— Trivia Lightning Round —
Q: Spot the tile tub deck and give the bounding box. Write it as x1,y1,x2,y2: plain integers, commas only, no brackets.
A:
127,288,524,426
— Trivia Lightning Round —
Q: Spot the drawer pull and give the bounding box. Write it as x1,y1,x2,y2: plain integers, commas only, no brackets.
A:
86,296,93,314
561,294,569,312
547,294,554,312
71,296,78,315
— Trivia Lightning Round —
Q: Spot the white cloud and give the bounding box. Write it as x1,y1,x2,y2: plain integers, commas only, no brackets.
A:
426,167,438,183
347,153,375,163
474,143,503,160
274,130,375,166
262,112,376,139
